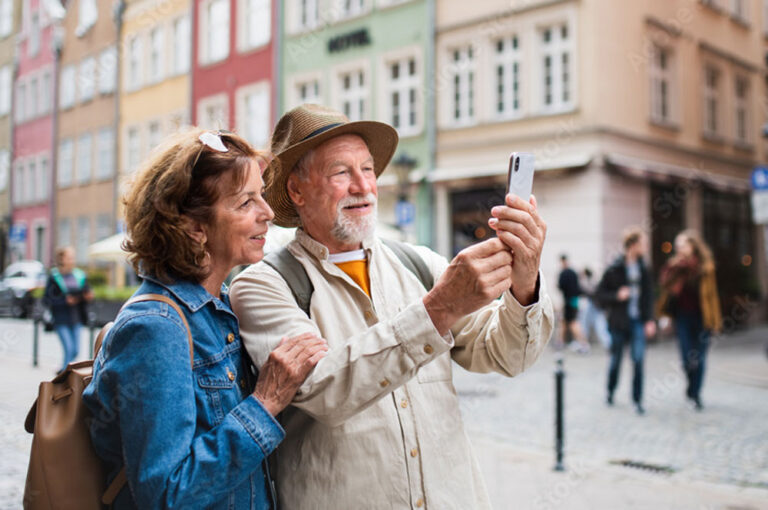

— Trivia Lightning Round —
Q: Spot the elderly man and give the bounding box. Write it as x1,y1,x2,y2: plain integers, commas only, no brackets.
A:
230,104,554,509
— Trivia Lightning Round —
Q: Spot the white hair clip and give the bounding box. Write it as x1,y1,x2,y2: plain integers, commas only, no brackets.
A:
198,131,229,152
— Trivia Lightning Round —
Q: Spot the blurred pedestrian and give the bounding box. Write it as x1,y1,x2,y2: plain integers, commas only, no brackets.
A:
597,228,656,415
43,246,93,372
558,254,589,353
580,267,610,349
658,230,722,411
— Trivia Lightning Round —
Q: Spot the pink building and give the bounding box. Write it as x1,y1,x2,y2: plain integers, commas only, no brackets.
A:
11,0,61,265
191,0,275,150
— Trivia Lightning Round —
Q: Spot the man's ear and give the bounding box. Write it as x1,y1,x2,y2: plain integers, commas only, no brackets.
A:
286,174,305,208
182,215,207,245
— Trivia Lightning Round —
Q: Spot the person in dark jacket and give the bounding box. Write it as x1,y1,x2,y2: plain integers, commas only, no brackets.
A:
557,254,589,353
43,246,93,372
596,228,656,415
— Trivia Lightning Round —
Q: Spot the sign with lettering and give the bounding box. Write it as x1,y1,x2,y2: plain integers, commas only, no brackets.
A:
328,29,371,53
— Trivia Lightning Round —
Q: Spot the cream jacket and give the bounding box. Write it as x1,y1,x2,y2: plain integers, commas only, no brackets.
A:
230,229,554,510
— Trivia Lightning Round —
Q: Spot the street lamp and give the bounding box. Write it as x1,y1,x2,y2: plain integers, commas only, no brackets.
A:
391,152,418,240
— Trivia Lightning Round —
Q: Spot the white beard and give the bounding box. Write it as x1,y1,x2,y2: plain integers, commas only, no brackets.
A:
331,193,378,245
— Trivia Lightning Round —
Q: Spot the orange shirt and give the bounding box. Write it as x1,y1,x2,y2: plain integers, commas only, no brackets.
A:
328,250,370,297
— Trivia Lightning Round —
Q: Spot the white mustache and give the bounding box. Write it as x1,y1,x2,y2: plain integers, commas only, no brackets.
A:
338,193,377,210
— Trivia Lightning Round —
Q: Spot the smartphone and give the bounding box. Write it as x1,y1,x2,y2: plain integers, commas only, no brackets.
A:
506,152,535,200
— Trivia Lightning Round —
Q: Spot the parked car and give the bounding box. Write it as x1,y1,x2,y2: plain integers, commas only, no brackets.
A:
0,260,46,318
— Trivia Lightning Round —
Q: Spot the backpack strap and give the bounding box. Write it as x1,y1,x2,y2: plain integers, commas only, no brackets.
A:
380,238,434,291
98,293,194,506
263,248,314,317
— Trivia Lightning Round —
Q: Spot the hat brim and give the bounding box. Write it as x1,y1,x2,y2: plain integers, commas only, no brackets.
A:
266,121,399,228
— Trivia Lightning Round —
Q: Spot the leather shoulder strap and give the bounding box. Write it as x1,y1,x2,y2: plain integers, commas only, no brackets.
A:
380,238,434,291
263,248,313,317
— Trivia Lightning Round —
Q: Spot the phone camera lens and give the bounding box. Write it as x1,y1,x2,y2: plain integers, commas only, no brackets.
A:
514,158,520,172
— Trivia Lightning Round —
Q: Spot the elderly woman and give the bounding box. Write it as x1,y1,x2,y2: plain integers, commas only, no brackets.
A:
83,130,327,509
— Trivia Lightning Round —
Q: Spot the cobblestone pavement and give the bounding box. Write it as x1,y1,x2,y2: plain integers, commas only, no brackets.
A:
452,325,768,494
1,318,767,509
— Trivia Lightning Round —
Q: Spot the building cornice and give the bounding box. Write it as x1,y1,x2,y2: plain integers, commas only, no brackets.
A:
436,0,577,35
699,40,759,72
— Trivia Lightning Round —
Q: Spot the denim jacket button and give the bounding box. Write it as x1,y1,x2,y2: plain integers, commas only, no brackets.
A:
227,369,235,381
226,333,235,343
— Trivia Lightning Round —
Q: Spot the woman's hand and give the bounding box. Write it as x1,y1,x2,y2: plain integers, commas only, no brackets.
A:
252,333,328,416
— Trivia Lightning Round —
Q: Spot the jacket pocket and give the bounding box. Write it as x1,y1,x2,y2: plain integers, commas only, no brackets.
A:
196,361,236,425
416,352,452,383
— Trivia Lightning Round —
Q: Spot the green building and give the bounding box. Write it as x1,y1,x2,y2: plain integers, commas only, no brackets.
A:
278,0,435,245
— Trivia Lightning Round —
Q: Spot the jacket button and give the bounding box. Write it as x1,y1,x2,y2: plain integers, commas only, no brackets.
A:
379,378,390,388
226,333,235,343
227,369,235,381
423,344,434,354
410,447,418,457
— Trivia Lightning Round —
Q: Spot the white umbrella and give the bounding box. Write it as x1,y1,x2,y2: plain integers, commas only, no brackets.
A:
88,233,128,262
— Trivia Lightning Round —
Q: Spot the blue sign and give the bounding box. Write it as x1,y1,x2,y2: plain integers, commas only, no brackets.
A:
9,224,27,243
751,167,768,190
395,200,415,227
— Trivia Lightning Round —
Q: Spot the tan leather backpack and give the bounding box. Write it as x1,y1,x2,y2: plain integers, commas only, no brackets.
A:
23,294,193,509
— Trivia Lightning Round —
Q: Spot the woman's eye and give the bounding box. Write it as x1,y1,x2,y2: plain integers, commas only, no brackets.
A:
240,199,254,208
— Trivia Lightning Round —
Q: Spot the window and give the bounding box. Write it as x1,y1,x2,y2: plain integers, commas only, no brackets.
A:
734,75,750,144
203,0,230,63
13,162,22,204
764,0,768,34
25,160,35,203
58,218,71,248
16,81,25,122
0,0,13,37
95,214,111,241
97,128,115,179
0,149,8,191
126,127,141,173
98,46,117,94
197,94,229,129
28,12,40,57
76,216,90,263
731,0,748,21
148,121,162,154
28,77,37,118
650,45,674,124
237,82,270,149
340,0,366,19
449,46,475,124
58,139,73,187
493,35,522,118
60,65,76,109
385,56,420,136
702,65,721,137
0,65,10,115
173,16,191,74
40,70,51,114
127,36,143,91
77,0,98,36
149,27,164,83
240,0,270,51
77,133,93,184
539,24,573,112
338,69,367,121
37,157,48,201
295,0,318,31
296,78,321,105
79,57,96,102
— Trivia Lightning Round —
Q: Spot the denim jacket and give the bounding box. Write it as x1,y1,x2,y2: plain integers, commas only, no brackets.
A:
82,276,284,509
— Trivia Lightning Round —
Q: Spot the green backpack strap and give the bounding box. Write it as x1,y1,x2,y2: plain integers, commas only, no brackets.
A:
263,240,434,317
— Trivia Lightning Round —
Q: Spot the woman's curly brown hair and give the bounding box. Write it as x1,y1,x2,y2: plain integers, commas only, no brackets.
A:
123,129,266,283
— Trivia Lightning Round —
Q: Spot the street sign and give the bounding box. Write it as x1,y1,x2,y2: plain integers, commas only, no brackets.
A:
751,167,768,190
9,224,27,243
395,200,415,227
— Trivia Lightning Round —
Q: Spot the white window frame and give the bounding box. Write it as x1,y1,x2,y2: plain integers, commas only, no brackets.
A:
238,0,271,52
0,0,13,37
492,34,523,120
172,16,191,75
13,160,23,204
76,0,98,36
379,47,422,138
36,155,48,201
25,158,35,203
96,127,115,180
58,218,72,249
236,80,271,149
149,26,165,84
702,63,722,138
734,74,750,145
76,216,90,264
197,93,229,130
125,126,142,174
289,0,319,34
537,22,575,114
76,133,93,184
289,70,323,109
59,65,76,109
199,0,230,65
147,120,162,156
95,214,111,242
0,65,10,116
28,76,37,118
333,59,370,122
58,138,73,188
28,11,40,57
15,80,25,122
649,45,676,125
78,57,96,103
40,69,51,114
731,0,749,22
98,46,117,94
0,148,9,192
336,0,369,21
126,35,144,92
447,44,476,126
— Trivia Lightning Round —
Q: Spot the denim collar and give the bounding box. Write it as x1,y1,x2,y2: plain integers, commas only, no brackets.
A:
141,274,230,313
294,228,376,262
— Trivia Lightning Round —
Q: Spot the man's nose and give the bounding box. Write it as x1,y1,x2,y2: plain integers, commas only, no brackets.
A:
349,168,372,194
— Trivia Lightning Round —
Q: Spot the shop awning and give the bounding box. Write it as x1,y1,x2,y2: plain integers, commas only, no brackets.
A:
605,153,751,193
426,153,593,183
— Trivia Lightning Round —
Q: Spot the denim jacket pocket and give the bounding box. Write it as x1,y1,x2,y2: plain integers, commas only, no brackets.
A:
196,362,236,425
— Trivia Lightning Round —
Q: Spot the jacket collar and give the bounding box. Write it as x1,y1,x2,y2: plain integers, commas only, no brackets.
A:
140,274,229,313
294,228,376,262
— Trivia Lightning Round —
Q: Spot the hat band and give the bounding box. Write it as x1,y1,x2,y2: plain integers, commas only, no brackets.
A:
300,122,345,142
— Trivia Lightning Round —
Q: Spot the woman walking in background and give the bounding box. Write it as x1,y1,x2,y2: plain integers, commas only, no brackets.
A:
43,246,93,372
659,230,722,411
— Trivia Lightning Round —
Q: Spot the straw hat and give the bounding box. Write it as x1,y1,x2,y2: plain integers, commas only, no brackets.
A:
265,104,399,228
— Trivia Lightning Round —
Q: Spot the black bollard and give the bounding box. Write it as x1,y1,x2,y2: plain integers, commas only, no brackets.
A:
32,318,39,367
554,353,565,471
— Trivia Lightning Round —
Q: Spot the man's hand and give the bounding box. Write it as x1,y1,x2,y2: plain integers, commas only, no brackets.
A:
253,333,328,416
488,194,546,305
616,286,631,301
423,238,513,336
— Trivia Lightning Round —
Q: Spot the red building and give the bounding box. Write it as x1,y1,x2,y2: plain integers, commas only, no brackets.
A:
191,0,275,149
11,0,62,265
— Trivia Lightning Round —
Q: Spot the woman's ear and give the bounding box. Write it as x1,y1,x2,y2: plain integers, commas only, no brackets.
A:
182,215,207,246
286,174,304,208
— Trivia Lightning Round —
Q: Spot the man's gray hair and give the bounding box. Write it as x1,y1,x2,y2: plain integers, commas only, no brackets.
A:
292,148,316,181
